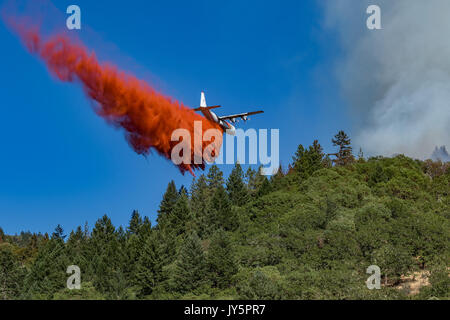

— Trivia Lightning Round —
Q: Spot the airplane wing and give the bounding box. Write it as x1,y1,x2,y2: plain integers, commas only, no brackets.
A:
218,110,264,121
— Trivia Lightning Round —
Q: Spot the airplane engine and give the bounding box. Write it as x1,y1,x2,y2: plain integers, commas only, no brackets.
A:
242,115,248,121
227,124,236,135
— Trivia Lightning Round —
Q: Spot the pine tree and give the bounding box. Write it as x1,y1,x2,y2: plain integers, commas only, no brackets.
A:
178,185,188,196
23,227,69,298
126,214,153,274
310,140,325,168
0,245,25,299
141,216,152,239
271,164,286,190
208,185,235,232
91,215,117,247
292,144,306,165
245,167,257,192
134,233,157,296
65,226,91,284
51,224,66,241
257,175,272,197
246,166,267,198
125,214,154,290
292,143,308,180
207,229,238,289
117,226,127,249
226,162,248,206
173,232,207,293
83,221,90,238
206,165,224,191
153,227,177,283
156,181,179,228
190,174,210,237
331,130,354,166
0,227,4,243
89,215,125,297
24,233,39,262
169,191,192,236
292,140,325,181
127,210,143,236
66,226,84,260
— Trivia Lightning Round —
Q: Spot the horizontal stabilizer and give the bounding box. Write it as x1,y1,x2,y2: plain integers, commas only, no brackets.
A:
193,105,221,111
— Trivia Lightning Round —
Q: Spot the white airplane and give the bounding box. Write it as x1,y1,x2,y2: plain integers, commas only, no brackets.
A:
193,92,263,135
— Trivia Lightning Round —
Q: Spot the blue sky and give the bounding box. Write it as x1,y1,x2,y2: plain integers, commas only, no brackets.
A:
0,0,349,235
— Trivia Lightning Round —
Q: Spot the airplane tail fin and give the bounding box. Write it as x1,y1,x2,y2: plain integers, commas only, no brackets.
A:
200,91,207,108
193,91,222,111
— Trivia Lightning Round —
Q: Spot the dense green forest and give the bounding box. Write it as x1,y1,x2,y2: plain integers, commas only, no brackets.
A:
1,132,449,300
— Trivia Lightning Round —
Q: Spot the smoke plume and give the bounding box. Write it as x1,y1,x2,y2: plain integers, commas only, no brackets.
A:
4,20,223,175
323,0,450,159
431,146,450,162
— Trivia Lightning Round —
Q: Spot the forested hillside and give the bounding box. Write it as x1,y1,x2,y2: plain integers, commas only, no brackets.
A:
1,132,449,300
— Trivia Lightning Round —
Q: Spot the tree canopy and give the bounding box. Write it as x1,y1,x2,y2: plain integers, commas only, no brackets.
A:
0,133,448,300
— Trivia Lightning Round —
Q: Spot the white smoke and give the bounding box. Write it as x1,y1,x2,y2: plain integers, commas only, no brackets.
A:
323,0,450,159
431,145,450,162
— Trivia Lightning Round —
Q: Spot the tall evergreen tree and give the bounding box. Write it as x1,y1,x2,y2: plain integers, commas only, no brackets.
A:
127,210,143,236
249,166,271,198
246,166,267,198
257,175,272,197
156,181,179,228
178,185,188,196
207,229,238,289
153,227,177,284
245,167,257,192
0,245,25,299
173,232,207,293
23,226,69,298
271,164,286,190
169,191,192,236
292,140,325,181
51,224,66,241
126,214,153,276
331,130,354,166
141,216,152,239
89,215,125,297
208,185,235,232
190,174,210,237
206,165,225,190
134,234,158,296
292,144,306,166
83,221,90,238
126,214,155,290
310,140,325,168
226,163,248,206
24,233,39,262
66,226,85,264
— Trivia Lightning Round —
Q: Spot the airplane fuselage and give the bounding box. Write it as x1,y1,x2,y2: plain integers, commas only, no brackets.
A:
199,108,236,135
194,91,263,135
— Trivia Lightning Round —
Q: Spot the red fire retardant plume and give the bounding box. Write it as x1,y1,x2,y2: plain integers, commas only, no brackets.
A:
8,23,223,175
